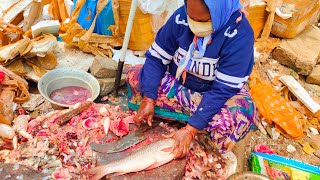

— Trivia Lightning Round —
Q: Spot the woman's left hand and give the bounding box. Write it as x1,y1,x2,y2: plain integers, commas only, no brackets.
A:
162,124,199,159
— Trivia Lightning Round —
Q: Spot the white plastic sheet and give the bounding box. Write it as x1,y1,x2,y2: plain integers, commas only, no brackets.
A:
112,49,146,66
138,0,166,15
147,0,184,33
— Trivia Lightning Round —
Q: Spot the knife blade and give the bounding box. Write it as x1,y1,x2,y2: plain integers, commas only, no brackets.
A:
90,124,155,154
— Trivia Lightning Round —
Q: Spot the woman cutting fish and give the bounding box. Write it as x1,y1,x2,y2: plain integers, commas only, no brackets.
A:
127,0,256,158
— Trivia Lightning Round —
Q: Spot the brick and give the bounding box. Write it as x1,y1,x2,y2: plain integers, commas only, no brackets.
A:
98,75,126,96
307,65,320,85
272,26,320,76
90,56,118,78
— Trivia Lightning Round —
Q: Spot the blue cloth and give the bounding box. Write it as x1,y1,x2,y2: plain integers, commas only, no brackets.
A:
204,0,242,33
73,0,115,36
139,5,254,130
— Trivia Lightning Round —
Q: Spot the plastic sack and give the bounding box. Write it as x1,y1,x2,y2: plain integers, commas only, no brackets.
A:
249,69,304,139
138,0,166,15
119,0,154,51
150,0,184,33
73,0,115,36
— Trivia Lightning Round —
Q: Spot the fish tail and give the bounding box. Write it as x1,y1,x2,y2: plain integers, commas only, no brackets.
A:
86,164,111,180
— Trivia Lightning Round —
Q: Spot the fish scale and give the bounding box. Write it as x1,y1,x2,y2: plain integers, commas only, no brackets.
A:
87,138,175,180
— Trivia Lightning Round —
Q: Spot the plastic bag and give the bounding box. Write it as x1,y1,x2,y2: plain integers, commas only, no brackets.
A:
150,0,184,33
138,0,166,15
249,69,304,139
73,0,115,36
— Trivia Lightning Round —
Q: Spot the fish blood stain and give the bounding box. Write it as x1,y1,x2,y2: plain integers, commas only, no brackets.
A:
50,86,92,105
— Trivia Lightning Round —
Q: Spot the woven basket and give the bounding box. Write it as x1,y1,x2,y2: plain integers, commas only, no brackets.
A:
119,0,155,51
241,0,268,40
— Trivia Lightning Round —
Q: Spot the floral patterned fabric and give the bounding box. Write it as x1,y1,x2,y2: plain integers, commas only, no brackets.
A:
127,66,256,152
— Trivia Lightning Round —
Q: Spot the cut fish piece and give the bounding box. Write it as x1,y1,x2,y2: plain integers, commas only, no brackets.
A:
279,75,320,114
0,124,15,139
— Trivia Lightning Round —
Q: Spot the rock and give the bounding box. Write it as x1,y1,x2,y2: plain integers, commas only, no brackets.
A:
22,94,45,111
55,42,95,72
271,128,280,140
34,100,54,115
286,144,296,153
98,75,126,96
307,65,320,85
272,26,320,75
90,56,118,78
309,127,319,135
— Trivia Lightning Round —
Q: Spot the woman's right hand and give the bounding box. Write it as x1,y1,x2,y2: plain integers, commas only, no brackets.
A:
133,96,155,127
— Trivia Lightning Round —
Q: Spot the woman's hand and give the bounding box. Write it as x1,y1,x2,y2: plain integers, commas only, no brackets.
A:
163,124,199,159
133,96,155,126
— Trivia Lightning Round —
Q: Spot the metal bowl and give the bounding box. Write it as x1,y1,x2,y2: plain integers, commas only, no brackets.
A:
38,67,100,108
227,171,270,180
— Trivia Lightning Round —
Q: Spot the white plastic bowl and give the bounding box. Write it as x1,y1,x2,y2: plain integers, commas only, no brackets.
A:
38,67,100,108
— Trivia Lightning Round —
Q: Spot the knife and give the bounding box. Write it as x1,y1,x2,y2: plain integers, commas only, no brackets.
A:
90,123,156,154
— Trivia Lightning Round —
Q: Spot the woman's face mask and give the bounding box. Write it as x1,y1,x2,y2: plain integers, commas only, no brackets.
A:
187,16,212,37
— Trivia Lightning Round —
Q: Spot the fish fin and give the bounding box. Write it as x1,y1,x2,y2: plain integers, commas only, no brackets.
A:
112,172,126,176
145,162,160,170
85,164,110,180
161,147,171,152
145,158,173,170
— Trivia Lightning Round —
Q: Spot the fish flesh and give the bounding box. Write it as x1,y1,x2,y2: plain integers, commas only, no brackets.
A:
13,115,33,139
109,115,135,137
86,138,175,180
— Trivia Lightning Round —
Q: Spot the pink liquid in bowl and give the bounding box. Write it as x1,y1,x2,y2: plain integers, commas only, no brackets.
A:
49,86,92,105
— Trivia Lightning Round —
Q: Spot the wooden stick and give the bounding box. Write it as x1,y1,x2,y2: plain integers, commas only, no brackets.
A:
280,75,320,114
261,0,278,41
56,101,93,125
114,0,139,96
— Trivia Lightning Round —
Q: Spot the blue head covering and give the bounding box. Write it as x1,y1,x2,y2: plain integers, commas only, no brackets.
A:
184,0,242,33
204,0,242,32
175,0,242,82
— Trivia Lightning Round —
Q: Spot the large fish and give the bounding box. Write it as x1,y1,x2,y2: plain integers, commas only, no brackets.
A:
86,138,175,180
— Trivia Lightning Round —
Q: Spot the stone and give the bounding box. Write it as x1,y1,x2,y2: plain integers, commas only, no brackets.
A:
90,56,118,78
55,42,95,71
98,75,126,96
272,26,320,76
307,65,320,85
22,94,45,111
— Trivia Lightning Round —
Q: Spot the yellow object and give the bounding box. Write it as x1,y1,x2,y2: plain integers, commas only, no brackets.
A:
241,0,268,40
118,0,155,51
302,142,316,154
271,0,320,39
249,69,304,139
